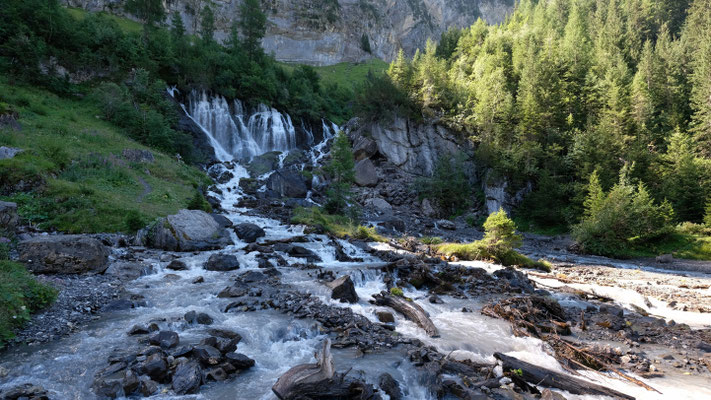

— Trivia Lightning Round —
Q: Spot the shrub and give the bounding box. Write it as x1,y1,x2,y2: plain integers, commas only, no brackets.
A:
125,210,147,232
481,208,522,253
0,261,57,347
420,236,443,245
389,287,404,297
572,171,675,257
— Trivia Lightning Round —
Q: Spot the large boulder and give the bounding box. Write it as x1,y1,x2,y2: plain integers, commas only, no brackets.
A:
19,235,110,274
234,223,266,243
0,201,19,232
204,253,240,271
325,275,359,303
354,159,379,187
246,151,281,177
266,168,308,198
137,210,232,252
352,136,379,161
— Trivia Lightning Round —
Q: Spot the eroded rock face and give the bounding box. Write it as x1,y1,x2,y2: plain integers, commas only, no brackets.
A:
0,201,19,231
137,210,232,252
62,0,512,65
19,235,110,274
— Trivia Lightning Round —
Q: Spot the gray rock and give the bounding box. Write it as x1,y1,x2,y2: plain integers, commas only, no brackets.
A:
0,146,22,160
138,209,232,251
436,219,456,230
19,235,110,274
142,353,169,381
355,158,379,187
192,345,222,365
139,377,158,397
171,361,202,395
122,149,154,163
234,223,266,243
204,253,240,271
379,373,403,400
266,168,309,198
0,383,49,400
184,310,214,325
0,201,19,231
366,197,392,214
421,198,437,217
104,261,150,281
246,151,281,177
656,254,673,263
166,259,189,271
353,136,378,161
325,275,359,303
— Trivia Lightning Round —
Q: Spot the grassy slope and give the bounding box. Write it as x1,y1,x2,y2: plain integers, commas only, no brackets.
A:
0,79,210,233
65,7,143,34
281,58,389,89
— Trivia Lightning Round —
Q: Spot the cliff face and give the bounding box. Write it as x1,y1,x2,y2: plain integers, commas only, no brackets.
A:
62,0,513,65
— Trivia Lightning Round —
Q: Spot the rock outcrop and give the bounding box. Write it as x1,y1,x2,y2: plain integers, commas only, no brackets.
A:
0,201,19,232
137,210,232,252
19,235,110,274
267,168,309,198
62,0,512,65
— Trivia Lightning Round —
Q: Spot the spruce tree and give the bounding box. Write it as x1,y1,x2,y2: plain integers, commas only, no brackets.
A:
200,6,215,42
125,0,165,27
240,0,267,57
324,131,355,215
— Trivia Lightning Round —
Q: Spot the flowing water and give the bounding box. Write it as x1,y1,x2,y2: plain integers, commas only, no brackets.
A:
2,95,710,399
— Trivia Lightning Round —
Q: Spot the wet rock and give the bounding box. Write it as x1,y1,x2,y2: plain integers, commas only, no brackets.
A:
493,267,535,293
355,158,379,187
184,310,214,325
137,209,232,252
281,245,321,262
214,336,240,354
166,259,189,270
380,216,405,232
172,361,202,395
128,324,150,335
325,275,359,303
656,254,673,263
429,295,444,304
142,353,169,382
0,201,19,231
193,345,223,365
18,235,110,274
204,253,240,271
218,282,249,298
234,223,266,243
208,328,242,342
266,168,309,198
541,389,567,400
139,377,158,396
376,311,395,323
378,373,402,400
149,331,180,349
0,383,50,400
192,276,204,284
211,213,233,228
205,367,228,381
225,352,256,369
122,369,140,395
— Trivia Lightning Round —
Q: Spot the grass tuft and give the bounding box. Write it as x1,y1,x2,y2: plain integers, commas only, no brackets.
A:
292,207,386,242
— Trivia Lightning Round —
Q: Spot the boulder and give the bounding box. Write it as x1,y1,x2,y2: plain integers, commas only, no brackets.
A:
137,209,232,252
354,159,379,187
352,136,378,161
421,198,437,217
104,261,152,281
325,275,359,303
192,345,223,365
247,151,281,177
266,168,308,198
376,311,395,323
18,235,110,274
378,373,403,400
656,254,673,263
0,201,18,231
234,223,266,243
139,377,158,397
172,361,202,395
225,352,256,369
142,353,169,381
204,253,240,271
184,310,214,325
0,383,49,400
436,219,456,230
0,146,22,160
166,259,189,271
366,197,392,214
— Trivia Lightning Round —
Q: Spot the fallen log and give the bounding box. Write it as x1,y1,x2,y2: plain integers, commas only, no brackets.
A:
372,292,439,337
272,339,379,400
494,352,635,400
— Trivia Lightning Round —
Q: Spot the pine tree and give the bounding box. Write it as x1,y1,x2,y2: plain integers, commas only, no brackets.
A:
387,49,412,89
240,0,266,57
583,170,606,218
170,11,185,38
324,131,355,215
482,208,523,253
684,0,711,156
124,0,165,27
199,5,215,42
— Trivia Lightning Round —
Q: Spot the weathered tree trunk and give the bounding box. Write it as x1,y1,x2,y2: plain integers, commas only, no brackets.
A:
494,352,635,400
372,292,439,337
272,339,380,400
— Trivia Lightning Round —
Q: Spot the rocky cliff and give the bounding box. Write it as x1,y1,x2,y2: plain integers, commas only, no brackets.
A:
62,0,513,65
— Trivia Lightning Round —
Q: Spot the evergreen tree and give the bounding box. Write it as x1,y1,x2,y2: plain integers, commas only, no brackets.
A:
482,208,523,253
124,0,165,27
200,5,215,42
324,131,355,215
360,33,372,53
240,0,267,57
705,199,711,227
170,11,186,38
583,170,606,218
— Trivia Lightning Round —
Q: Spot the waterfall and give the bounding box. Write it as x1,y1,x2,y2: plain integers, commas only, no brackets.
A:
178,90,302,162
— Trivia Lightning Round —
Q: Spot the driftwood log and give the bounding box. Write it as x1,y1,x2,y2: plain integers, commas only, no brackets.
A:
494,352,635,400
372,292,439,337
272,339,379,400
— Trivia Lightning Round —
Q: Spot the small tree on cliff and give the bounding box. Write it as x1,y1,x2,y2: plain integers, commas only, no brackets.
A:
125,0,165,27
324,131,355,215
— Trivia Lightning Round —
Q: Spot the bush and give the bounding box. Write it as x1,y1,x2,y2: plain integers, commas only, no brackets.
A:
292,207,385,241
416,153,472,217
389,287,404,297
125,210,147,232
0,261,57,347
186,190,212,213
572,171,675,257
